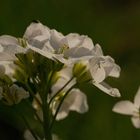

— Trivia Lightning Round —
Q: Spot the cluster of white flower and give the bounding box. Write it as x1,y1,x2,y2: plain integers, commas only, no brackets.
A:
0,21,121,119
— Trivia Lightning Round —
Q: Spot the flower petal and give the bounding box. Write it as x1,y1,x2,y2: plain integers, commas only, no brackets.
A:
10,84,29,104
0,35,18,46
78,35,94,50
89,58,106,83
0,35,25,61
112,101,135,115
50,29,64,51
0,61,15,76
134,86,140,107
102,56,121,78
62,33,82,48
56,88,88,120
69,89,88,113
94,44,103,56
131,116,140,128
24,22,50,40
93,81,121,97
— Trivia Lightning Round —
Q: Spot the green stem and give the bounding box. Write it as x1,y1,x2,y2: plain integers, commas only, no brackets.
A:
41,71,54,140
42,101,52,140
49,84,76,130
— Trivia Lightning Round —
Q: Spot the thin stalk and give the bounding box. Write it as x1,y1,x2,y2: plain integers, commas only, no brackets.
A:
49,84,76,130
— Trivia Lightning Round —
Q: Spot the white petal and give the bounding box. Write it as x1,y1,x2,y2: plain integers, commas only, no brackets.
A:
56,89,88,120
93,81,121,97
0,35,18,46
134,86,140,106
0,35,25,61
79,36,94,50
108,64,121,78
10,84,29,104
89,58,106,83
69,89,88,113
0,52,15,61
51,66,75,96
24,22,50,39
131,116,140,128
28,44,54,60
112,101,135,115
24,130,35,140
0,61,15,76
56,110,69,121
64,47,92,58
62,33,81,48
102,56,121,78
94,44,103,56
50,29,64,51
0,65,5,75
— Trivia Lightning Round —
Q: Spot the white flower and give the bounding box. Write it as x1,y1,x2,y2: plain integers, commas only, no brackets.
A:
23,22,68,64
73,46,121,97
0,35,26,77
50,66,88,120
88,45,121,97
23,22,99,64
113,86,140,128
10,84,29,104
0,35,25,60
0,84,29,105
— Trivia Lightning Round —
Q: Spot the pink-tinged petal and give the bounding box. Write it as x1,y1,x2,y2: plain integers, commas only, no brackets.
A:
131,116,140,128
134,86,140,107
112,101,135,115
93,82,121,97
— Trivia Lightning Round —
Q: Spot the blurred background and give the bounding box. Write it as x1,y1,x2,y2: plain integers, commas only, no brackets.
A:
0,0,140,140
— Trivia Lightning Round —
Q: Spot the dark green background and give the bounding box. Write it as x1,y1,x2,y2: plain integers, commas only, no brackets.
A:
0,0,140,140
